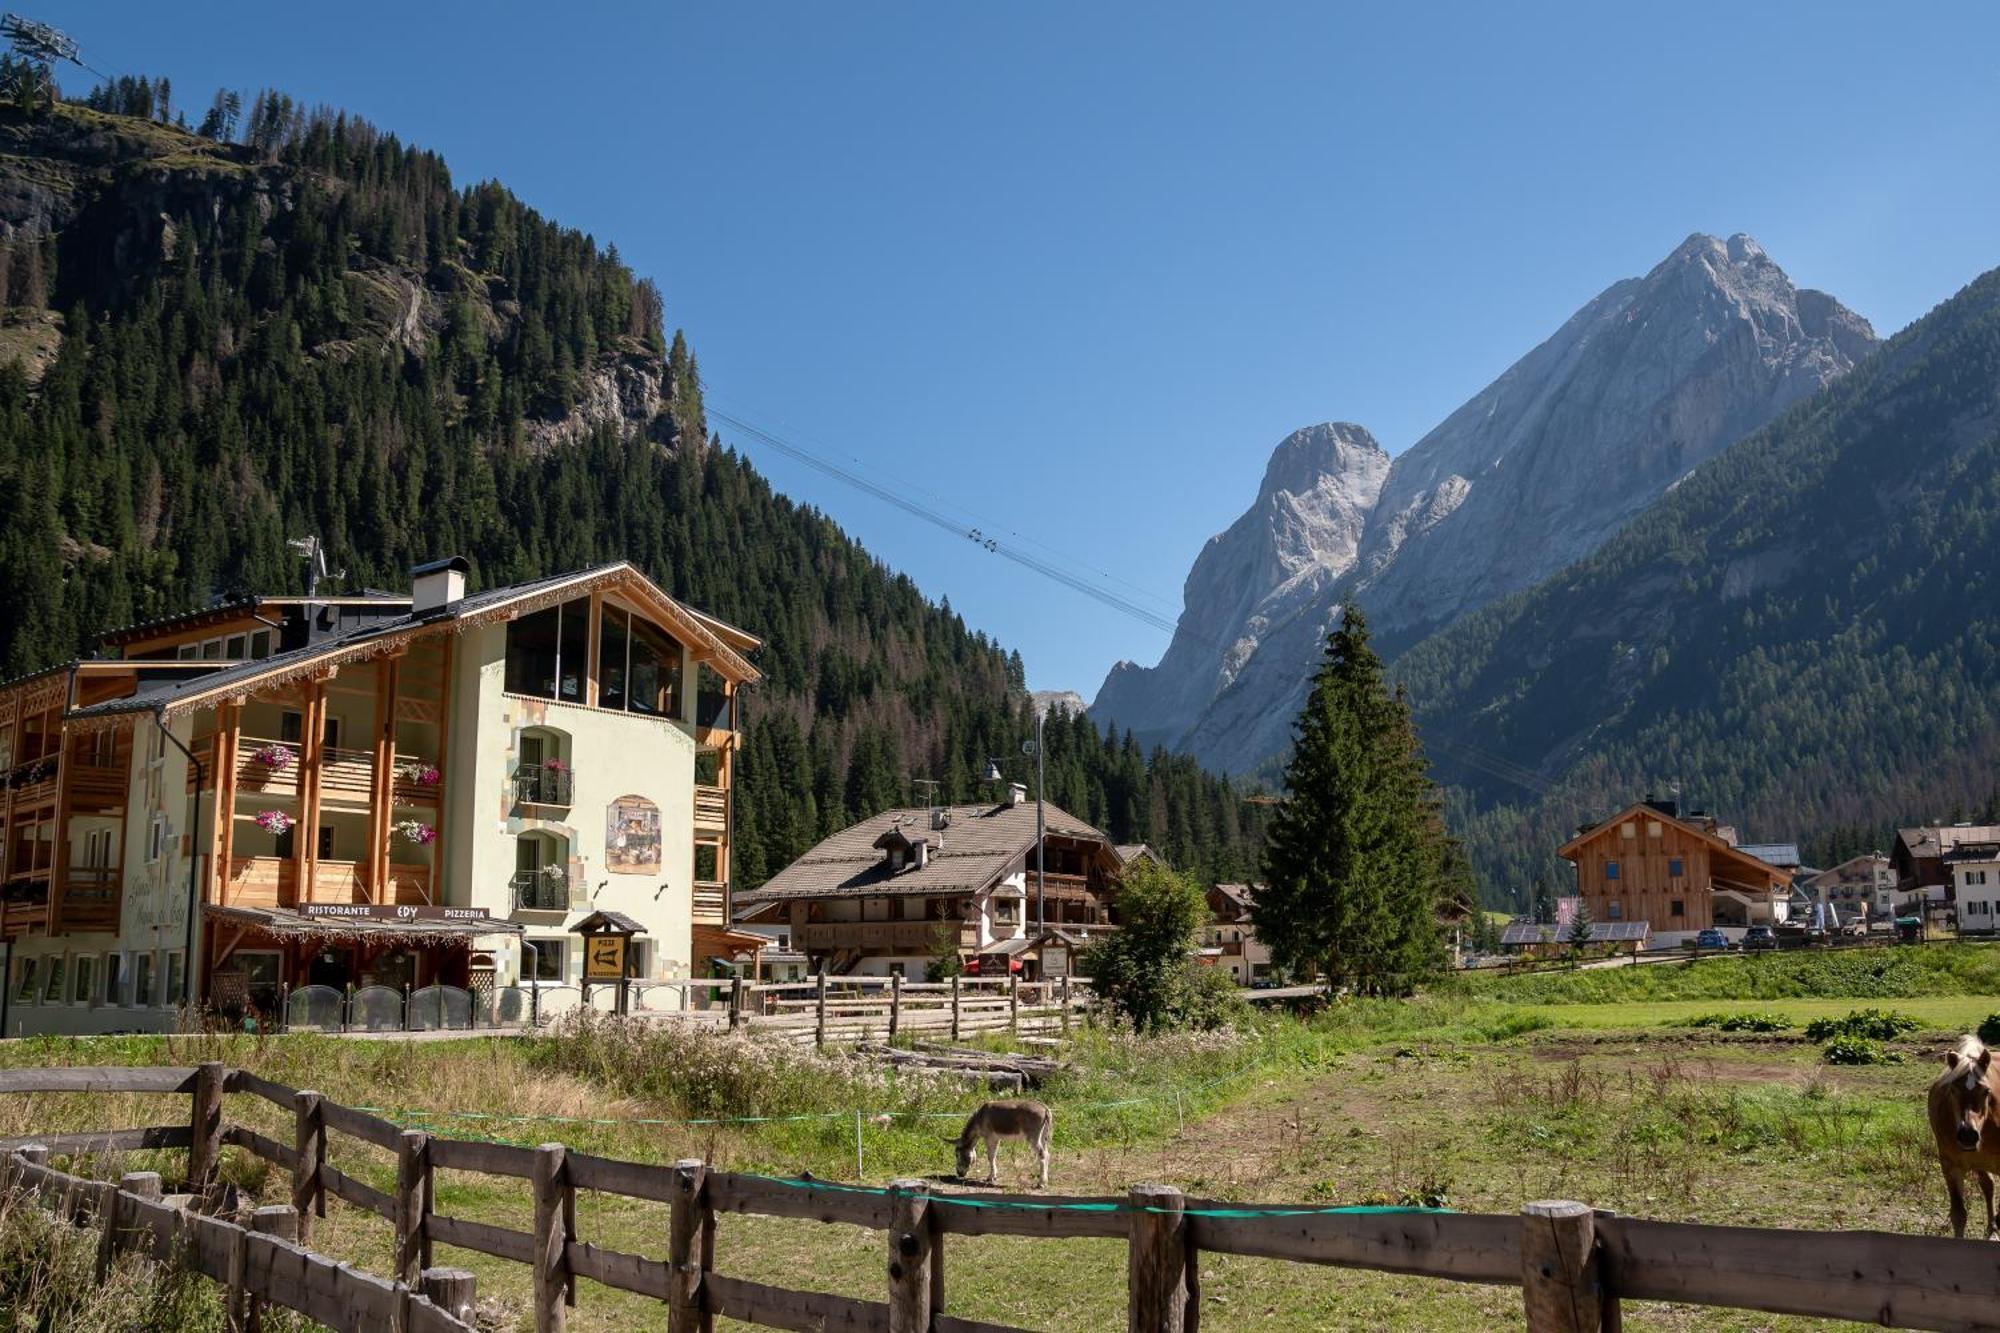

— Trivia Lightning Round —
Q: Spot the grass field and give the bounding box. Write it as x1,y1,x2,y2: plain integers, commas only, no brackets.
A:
6,945,2000,1330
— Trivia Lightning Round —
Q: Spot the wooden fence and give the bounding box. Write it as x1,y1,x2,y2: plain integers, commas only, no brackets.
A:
735,972,1087,1046
6,1062,2000,1331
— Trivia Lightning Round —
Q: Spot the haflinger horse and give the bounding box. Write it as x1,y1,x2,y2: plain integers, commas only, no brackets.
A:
1929,1034,2000,1238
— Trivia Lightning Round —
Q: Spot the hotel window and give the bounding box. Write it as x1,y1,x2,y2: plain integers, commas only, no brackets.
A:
1648,821,1663,838
1668,858,1684,878
225,634,248,660
1621,822,1636,839
505,598,590,703
12,958,36,1004
71,954,95,1005
165,952,185,1006
202,638,223,660
1604,860,1619,880
42,956,66,1004
148,814,167,863
527,939,567,982
1607,901,1623,920
598,606,683,716
134,953,156,1007
104,953,126,1007
250,630,273,659
177,642,200,661
1670,899,1685,918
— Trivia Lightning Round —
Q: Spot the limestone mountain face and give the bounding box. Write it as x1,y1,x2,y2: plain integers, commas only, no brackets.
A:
1092,422,1389,750
1103,233,1879,774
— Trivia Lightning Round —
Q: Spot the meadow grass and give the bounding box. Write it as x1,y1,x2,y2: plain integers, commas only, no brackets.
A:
0,957,1991,1330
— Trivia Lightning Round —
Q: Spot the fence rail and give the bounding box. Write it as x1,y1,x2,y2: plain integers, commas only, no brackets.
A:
3,1063,1999,1330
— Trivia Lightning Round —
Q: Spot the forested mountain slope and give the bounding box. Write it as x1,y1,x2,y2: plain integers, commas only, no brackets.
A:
0,88,1269,887
1398,265,2000,897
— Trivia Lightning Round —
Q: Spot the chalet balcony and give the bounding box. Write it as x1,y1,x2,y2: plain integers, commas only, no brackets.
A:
66,761,129,812
2,758,58,807
1,880,49,939
208,739,445,807
693,879,727,925
55,866,120,933
221,855,434,909
693,784,727,829
513,763,574,808
512,869,571,912
796,921,978,954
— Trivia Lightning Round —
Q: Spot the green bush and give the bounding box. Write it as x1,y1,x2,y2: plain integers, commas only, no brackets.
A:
1822,1036,1903,1066
1803,1008,1919,1042
1684,1011,1792,1033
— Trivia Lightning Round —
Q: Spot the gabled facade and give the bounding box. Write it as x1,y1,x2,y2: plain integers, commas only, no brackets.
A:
1806,853,1899,920
1202,882,1273,985
1558,800,1790,946
0,558,759,1035
734,792,1121,979
1949,843,2000,935
1893,825,2000,898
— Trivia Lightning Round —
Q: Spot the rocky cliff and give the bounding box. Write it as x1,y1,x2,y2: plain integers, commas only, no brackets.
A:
1102,233,1879,774
1093,422,1389,750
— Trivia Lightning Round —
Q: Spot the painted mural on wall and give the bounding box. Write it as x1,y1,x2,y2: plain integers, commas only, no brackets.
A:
606,795,661,874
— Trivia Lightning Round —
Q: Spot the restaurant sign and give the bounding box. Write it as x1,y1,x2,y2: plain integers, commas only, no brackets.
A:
298,904,496,923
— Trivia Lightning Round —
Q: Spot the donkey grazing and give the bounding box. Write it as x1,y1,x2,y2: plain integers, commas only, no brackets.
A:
951,1099,1052,1188
1929,1034,2000,1238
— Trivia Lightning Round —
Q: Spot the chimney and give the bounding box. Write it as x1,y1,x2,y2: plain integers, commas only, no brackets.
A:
410,556,470,614
1008,782,1028,808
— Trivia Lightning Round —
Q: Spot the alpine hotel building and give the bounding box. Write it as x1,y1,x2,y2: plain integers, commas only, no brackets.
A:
0,558,759,1035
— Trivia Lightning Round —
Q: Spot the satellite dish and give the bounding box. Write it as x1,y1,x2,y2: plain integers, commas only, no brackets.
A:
1021,740,1038,757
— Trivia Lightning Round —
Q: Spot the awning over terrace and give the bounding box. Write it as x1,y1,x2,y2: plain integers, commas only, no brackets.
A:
205,902,522,947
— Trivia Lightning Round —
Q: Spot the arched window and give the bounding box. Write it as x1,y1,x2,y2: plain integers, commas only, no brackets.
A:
513,831,570,911
515,727,573,806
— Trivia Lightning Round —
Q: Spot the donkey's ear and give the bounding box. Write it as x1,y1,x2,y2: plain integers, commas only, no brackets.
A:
1979,1047,1992,1073
1947,1051,1963,1069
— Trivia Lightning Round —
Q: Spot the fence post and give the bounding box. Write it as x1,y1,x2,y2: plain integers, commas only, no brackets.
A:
532,1143,569,1333
668,1158,710,1333
1061,974,1072,1033
396,1129,432,1286
728,975,743,1030
278,982,289,1034
1009,974,1020,1035
422,1268,478,1325
1520,1200,1607,1333
403,983,413,1031
950,973,961,1041
815,971,828,1047
343,984,353,1033
889,972,902,1043
1128,1183,1187,1333
188,1061,225,1202
245,1200,294,1328
226,1217,250,1333
886,1178,933,1333
292,1090,326,1243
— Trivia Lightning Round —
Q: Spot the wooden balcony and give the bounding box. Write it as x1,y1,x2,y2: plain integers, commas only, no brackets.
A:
223,739,444,808
3,761,58,809
55,866,120,933
0,893,49,940
693,785,728,830
66,762,129,812
693,879,727,925
222,856,434,909
796,920,977,954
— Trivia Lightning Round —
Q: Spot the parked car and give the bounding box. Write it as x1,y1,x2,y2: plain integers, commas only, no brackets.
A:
1742,925,1778,952
1694,928,1730,951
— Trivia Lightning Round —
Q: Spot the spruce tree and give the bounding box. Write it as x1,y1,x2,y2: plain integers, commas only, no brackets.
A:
1257,605,1445,995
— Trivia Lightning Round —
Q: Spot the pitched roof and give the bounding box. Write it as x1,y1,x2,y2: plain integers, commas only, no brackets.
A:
1115,843,1162,866
66,562,760,723
1210,883,1258,915
1899,825,2000,859
1737,842,1802,868
736,800,1112,904
1559,800,1789,889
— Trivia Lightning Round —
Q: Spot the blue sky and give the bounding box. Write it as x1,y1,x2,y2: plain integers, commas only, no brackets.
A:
59,2,2000,695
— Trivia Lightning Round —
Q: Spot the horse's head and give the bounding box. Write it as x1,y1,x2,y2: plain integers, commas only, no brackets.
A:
1943,1039,1994,1151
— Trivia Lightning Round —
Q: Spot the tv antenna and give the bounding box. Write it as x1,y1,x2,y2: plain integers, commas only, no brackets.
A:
287,535,344,599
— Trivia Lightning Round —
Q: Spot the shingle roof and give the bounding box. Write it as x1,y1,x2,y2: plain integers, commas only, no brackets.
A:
1899,825,2000,858
736,801,1111,904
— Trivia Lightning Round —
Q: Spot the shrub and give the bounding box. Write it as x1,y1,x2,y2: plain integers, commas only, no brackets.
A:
1684,1011,1792,1033
1081,860,1235,1031
1804,1008,1919,1042
1822,1036,1902,1066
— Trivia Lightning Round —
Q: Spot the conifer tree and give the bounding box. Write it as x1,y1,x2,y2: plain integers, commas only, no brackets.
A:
1257,605,1446,995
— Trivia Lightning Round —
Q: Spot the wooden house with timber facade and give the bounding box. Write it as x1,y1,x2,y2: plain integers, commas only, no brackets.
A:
0,558,759,1035
1558,799,1791,946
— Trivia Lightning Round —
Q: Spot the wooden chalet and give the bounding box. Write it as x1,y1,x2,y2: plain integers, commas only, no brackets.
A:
1558,799,1790,944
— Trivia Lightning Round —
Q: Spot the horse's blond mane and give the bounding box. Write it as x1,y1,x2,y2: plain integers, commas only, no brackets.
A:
1937,1034,1991,1090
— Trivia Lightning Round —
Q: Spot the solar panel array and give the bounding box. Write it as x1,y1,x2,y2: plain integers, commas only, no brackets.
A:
1499,919,1651,945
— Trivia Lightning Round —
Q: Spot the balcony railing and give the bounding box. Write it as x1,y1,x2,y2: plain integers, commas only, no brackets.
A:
514,763,574,808
512,869,571,912
693,784,727,829
57,867,119,933
693,879,727,924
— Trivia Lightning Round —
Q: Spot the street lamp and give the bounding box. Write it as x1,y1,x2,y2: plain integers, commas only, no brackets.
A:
987,708,1048,936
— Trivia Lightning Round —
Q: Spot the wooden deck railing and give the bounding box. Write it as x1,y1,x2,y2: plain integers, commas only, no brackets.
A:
692,784,727,828
5,1062,2000,1331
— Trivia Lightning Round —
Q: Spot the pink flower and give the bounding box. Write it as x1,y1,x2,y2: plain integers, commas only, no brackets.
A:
252,744,293,771
255,810,293,835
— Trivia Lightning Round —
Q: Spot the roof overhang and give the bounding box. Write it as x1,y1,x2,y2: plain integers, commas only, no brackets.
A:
206,902,522,944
